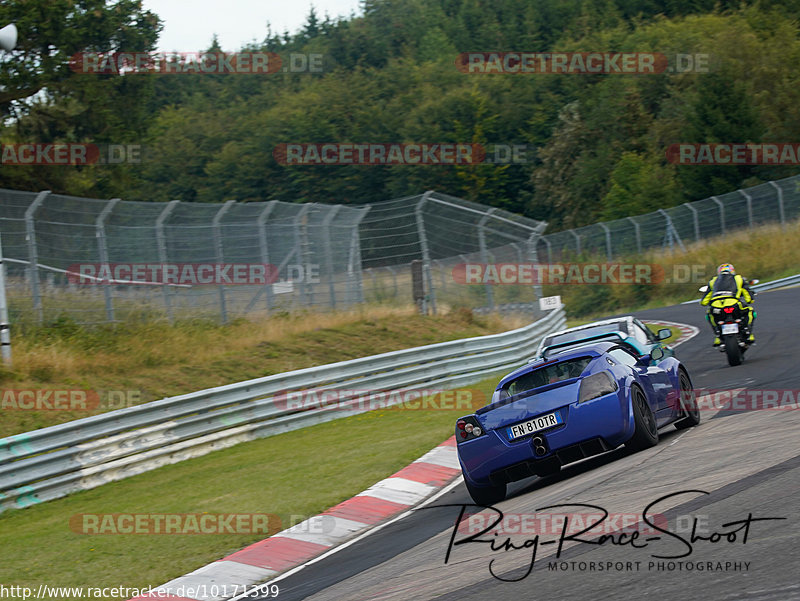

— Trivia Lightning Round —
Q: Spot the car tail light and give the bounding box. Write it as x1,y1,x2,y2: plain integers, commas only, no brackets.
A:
578,372,618,403
456,416,485,443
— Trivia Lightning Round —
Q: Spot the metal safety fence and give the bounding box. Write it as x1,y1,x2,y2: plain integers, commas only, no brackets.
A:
536,174,800,261
1,174,798,328
0,190,547,327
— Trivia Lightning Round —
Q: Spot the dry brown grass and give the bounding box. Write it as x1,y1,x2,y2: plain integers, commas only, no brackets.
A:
0,304,522,437
545,218,800,317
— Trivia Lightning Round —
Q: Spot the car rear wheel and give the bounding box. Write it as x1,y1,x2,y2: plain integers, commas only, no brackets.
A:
674,369,701,430
464,478,506,506
627,386,658,451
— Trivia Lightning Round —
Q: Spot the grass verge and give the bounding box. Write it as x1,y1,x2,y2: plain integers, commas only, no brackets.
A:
0,306,522,437
0,374,503,599
545,218,800,319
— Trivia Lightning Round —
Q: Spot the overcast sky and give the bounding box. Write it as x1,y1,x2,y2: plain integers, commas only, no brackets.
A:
141,0,364,52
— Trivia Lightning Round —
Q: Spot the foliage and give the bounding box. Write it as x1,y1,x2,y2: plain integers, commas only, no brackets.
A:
2,1,800,231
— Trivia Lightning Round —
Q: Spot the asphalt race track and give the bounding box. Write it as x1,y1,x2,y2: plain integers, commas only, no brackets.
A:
259,287,800,601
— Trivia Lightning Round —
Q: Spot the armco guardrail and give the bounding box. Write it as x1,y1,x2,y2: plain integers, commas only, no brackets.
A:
750,273,800,292
681,272,800,304
0,308,566,512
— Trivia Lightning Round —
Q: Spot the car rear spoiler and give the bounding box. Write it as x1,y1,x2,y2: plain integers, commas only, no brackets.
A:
539,331,625,360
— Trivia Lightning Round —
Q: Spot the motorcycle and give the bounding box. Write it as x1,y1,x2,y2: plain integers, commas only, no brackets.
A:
698,279,758,366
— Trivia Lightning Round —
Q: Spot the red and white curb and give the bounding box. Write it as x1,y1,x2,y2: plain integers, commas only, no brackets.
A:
130,438,460,601
642,319,699,347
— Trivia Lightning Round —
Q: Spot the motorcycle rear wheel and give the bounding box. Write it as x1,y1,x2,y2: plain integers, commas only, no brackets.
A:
724,335,742,366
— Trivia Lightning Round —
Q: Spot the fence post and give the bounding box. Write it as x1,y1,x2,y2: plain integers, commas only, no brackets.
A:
525,234,544,302
682,203,700,242
511,242,524,264
570,230,581,256
257,200,278,311
739,190,753,228
212,200,235,324
293,204,312,306
24,190,50,324
96,198,120,322
626,216,642,254
478,208,497,311
540,236,553,265
347,230,361,305
0,232,12,365
769,181,786,227
599,223,613,261
321,206,341,310
415,192,437,314
155,200,179,323
658,209,686,253
711,196,725,234
387,265,398,298
433,260,447,295
350,206,369,305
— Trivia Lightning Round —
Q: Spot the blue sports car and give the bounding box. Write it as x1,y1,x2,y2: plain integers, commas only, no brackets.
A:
456,340,700,505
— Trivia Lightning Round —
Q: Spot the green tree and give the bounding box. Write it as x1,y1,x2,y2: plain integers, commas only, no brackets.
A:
0,0,160,109
676,71,764,200
601,152,680,220
0,0,160,194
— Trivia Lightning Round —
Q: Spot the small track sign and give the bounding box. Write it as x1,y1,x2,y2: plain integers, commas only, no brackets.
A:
539,295,562,311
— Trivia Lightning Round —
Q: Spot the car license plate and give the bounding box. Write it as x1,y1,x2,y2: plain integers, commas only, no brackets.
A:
507,412,562,440
721,323,739,334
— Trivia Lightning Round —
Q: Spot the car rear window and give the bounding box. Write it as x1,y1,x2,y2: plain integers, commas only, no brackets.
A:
504,356,593,397
543,323,628,348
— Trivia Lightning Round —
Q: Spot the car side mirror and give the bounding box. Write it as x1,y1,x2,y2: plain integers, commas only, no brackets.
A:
698,285,709,293
656,328,672,341
650,347,665,361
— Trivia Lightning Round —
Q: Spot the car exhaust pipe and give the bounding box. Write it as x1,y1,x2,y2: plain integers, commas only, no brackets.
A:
532,435,547,456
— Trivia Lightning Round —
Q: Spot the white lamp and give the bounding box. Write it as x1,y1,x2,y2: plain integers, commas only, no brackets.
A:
0,23,18,51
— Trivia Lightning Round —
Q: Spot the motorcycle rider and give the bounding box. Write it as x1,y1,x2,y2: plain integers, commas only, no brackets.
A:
700,263,756,346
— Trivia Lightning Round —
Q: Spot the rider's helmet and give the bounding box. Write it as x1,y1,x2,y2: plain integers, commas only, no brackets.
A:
717,263,735,276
